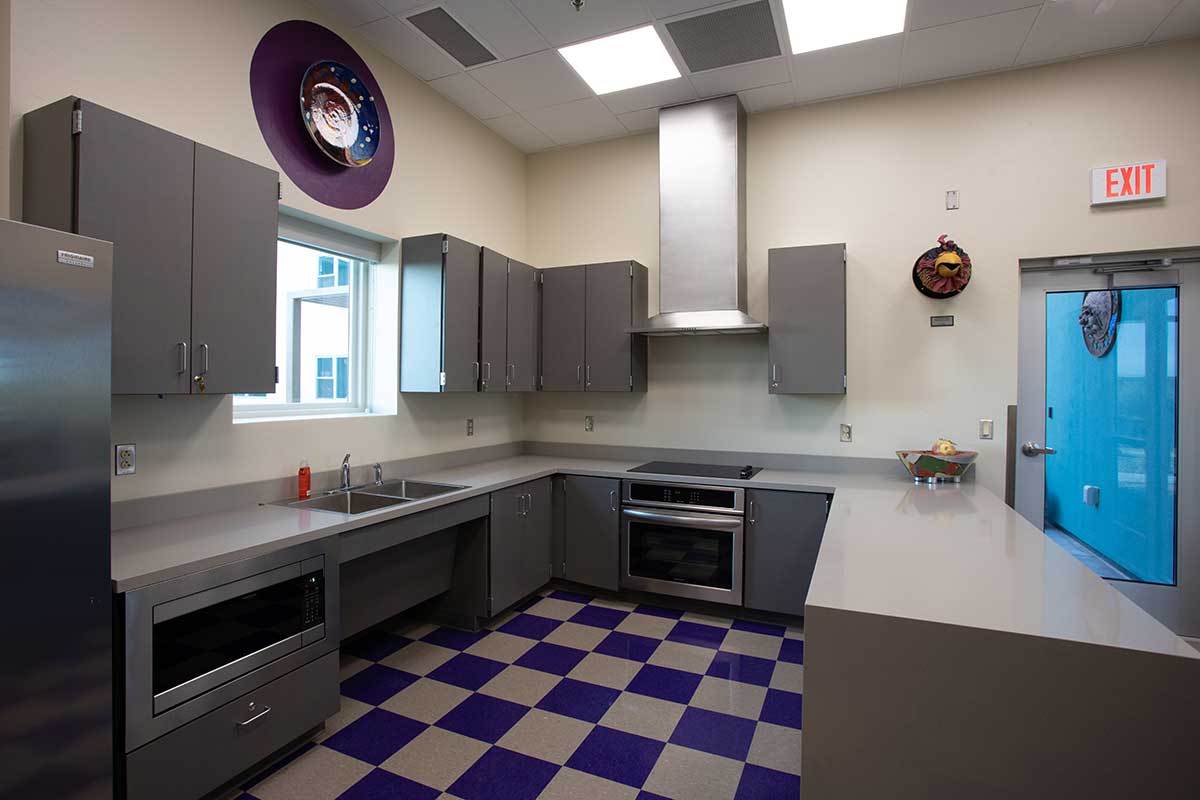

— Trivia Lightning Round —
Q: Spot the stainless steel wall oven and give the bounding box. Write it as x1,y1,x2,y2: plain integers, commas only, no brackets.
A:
620,480,744,605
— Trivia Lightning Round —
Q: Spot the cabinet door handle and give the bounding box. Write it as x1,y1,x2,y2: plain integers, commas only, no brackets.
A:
199,343,210,375
748,500,757,525
609,489,617,512
177,341,188,374
235,703,271,735
473,361,480,381
576,364,582,385
585,364,591,388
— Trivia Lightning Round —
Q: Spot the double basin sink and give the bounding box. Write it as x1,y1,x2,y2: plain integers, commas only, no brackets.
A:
277,479,467,516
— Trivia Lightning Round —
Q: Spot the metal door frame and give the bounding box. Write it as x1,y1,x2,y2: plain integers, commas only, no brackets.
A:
1016,246,1200,636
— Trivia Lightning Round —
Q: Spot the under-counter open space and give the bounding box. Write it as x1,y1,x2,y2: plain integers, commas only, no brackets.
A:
5,2,1200,799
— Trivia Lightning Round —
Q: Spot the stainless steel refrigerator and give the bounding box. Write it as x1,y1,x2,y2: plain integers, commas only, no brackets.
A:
0,218,113,798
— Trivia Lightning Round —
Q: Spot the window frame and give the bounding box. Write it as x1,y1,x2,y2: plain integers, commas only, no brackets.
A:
233,233,373,421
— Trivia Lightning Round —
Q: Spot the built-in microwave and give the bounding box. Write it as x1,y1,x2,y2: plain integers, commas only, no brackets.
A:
121,537,339,752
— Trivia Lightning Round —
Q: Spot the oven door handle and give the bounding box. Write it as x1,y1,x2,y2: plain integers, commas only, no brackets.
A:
621,507,742,531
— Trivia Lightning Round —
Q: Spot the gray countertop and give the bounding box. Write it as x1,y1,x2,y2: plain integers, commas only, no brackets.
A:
111,455,1197,660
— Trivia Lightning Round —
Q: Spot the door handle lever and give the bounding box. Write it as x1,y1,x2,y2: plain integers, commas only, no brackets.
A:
1021,442,1057,457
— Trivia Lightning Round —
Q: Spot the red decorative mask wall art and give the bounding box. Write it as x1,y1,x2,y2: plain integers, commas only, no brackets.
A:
912,234,972,299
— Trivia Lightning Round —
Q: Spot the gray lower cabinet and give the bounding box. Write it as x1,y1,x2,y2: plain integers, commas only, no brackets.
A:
480,249,538,393
744,489,830,616
22,97,279,395
124,651,338,800
539,261,648,392
560,475,620,591
768,243,847,394
401,233,481,392
489,478,552,614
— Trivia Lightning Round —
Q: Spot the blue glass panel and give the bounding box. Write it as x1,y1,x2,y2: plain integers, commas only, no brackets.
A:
316,357,332,377
318,255,334,288
336,357,349,399
337,259,350,287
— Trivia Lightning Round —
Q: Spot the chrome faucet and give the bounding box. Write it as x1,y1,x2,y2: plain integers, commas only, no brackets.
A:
340,454,352,491
373,463,384,485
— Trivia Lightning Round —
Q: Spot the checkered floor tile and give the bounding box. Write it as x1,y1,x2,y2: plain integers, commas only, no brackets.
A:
233,589,803,800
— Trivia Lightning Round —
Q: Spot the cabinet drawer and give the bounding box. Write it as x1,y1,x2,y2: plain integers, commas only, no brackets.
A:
124,651,338,800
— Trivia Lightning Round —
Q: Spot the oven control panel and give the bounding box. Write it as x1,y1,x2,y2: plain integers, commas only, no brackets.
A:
302,572,324,628
625,481,743,513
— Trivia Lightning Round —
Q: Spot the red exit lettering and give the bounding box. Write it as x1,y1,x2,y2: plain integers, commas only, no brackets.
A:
1106,163,1157,198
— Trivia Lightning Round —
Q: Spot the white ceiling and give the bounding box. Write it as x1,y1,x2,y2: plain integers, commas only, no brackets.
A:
312,0,1200,152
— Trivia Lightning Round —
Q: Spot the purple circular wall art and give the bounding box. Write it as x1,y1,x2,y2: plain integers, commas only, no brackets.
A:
250,20,394,209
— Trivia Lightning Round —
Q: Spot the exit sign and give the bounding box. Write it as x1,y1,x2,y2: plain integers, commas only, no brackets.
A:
1091,160,1166,205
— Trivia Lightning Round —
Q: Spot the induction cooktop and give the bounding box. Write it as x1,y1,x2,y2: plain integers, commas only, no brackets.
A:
628,461,762,480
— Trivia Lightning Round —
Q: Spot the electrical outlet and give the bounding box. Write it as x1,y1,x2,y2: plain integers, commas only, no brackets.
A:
979,419,994,440
839,424,852,443
115,444,136,476
584,416,594,432
467,418,474,436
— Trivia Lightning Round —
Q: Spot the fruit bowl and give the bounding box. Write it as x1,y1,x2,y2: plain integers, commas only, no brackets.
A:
896,449,978,483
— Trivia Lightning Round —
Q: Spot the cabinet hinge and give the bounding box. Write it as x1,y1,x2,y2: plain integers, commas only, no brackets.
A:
843,247,847,264
277,182,282,201
442,239,449,255
439,371,447,386
71,108,83,135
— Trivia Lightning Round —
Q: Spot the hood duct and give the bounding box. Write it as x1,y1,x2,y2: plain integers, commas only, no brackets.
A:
628,95,766,336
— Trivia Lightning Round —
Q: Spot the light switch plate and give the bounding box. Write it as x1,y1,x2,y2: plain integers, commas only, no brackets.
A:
946,190,960,210
839,424,852,443
584,416,594,432
979,419,994,440
115,443,136,476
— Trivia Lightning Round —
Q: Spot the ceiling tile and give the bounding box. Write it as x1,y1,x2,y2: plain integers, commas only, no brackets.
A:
738,82,795,112
599,77,697,114
1150,0,1200,42
522,97,628,145
443,0,548,59
470,50,593,112
902,6,1039,84
485,113,555,151
377,0,430,14
647,0,728,17
1017,0,1178,64
907,0,1042,31
792,33,902,102
356,16,462,80
688,55,790,96
511,0,652,45
429,73,513,119
311,0,389,28
618,108,660,132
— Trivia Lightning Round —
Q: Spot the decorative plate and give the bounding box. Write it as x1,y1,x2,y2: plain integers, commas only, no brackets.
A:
1079,289,1120,357
300,60,379,168
912,234,972,299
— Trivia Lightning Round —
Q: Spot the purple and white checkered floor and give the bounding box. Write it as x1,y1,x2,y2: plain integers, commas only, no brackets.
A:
230,588,803,800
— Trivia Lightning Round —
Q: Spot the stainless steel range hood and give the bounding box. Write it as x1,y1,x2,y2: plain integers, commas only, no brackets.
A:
628,96,766,336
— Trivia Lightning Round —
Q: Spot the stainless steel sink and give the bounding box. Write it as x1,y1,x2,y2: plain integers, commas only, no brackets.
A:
285,491,412,515
367,479,467,500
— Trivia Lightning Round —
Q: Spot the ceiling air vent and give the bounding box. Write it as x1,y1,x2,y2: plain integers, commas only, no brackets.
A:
666,0,781,73
408,7,496,68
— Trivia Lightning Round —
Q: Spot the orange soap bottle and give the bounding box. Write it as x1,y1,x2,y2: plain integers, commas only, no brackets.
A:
298,459,311,499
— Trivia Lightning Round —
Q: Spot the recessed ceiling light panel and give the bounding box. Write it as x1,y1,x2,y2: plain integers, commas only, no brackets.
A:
558,25,681,95
782,0,908,55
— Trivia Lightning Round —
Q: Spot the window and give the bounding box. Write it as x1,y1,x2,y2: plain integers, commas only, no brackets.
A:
234,220,390,420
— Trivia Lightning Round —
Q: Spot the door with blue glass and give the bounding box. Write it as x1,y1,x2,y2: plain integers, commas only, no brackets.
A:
1017,253,1199,637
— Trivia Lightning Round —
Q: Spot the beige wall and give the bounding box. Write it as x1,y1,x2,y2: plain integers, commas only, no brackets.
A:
524,41,1200,495
7,0,530,500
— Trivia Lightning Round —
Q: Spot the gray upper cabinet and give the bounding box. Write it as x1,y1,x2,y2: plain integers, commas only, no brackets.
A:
561,475,620,591
744,489,829,616
191,145,279,395
506,259,538,392
480,247,507,393
768,243,847,394
401,234,481,392
489,478,552,615
540,261,648,392
22,97,279,395
539,266,586,391
480,249,538,393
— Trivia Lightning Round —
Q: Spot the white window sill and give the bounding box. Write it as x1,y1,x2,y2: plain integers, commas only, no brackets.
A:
233,408,394,425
